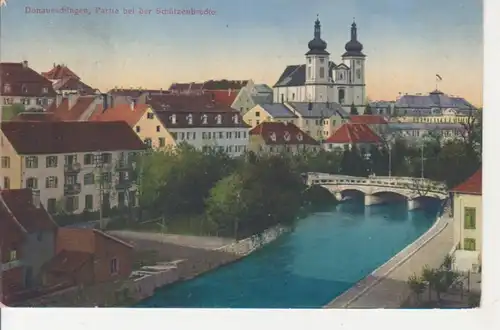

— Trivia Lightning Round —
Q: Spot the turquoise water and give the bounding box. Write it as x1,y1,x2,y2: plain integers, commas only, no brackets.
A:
135,200,440,308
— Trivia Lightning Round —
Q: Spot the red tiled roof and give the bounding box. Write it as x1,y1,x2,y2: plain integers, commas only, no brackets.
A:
349,115,388,125
89,103,150,126
209,90,239,107
0,189,58,234
450,169,482,195
0,62,56,97
42,64,80,80
325,123,381,144
0,121,147,154
54,76,95,94
47,96,97,121
43,250,92,274
147,94,235,113
250,122,318,145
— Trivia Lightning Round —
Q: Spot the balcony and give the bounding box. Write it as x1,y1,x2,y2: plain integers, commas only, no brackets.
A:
64,183,82,196
115,179,132,190
1,259,23,271
64,162,81,173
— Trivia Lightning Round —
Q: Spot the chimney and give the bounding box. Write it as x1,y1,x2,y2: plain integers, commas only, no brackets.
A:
32,189,41,209
228,88,232,96
22,60,28,68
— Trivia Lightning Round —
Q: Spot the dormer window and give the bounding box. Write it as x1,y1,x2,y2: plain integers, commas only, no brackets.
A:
3,84,11,93
284,131,291,142
170,114,177,124
201,114,208,125
186,114,193,125
269,132,277,142
42,87,49,94
21,84,28,93
297,133,303,141
232,114,239,124
215,114,222,124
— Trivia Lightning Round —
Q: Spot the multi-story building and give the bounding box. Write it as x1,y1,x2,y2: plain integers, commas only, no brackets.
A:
369,101,394,116
89,102,176,150
273,18,367,113
42,63,95,96
231,83,274,114
248,122,320,155
393,90,477,123
0,188,58,301
349,115,389,138
386,123,464,145
0,121,146,215
0,61,56,112
450,169,482,272
323,123,381,152
243,104,299,128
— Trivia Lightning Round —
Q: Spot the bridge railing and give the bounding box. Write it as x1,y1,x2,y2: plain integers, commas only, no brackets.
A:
306,173,448,194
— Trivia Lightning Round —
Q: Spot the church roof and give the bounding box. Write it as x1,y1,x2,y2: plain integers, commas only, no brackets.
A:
273,61,337,87
287,102,349,119
396,91,476,112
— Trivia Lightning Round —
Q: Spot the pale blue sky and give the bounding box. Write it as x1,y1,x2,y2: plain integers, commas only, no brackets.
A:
0,0,483,104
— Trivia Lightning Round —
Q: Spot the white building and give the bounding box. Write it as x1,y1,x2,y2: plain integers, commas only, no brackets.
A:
386,123,464,145
273,18,367,113
0,121,146,215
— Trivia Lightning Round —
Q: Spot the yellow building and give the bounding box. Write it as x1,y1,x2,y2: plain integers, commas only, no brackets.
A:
89,103,176,149
450,169,482,272
0,121,146,214
243,104,298,128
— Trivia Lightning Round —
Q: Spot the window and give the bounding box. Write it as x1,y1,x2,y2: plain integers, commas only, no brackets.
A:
46,176,58,188
320,57,325,64
3,98,13,105
218,132,223,139
25,156,38,168
65,196,79,213
464,207,476,229
159,137,166,147
3,84,11,93
9,250,17,261
85,195,93,210
102,172,112,183
256,120,260,125
26,177,38,189
292,93,295,100
308,67,311,79
3,177,10,189
135,126,141,133
84,173,95,185
110,258,119,274
118,192,125,207
65,175,77,185
1,156,10,168
46,156,58,168
338,89,345,104
463,238,476,251
255,111,260,117
64,154,77,165
42,87,48,94
83,154,94,165
102,153,112,164
21,98,30,105
147,112,154,119
226,132,232,139
156,125,161,132
319,67,325,78
356,69,361,79
47,198,57,214
308,58,311,64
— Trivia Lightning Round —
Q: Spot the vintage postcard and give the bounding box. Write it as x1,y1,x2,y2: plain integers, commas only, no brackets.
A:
0,0,482,310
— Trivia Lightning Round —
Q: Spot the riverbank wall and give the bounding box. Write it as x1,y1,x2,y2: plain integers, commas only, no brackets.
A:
325,203,454,308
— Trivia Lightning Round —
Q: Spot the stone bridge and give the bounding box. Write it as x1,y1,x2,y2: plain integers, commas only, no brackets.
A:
305,173,448,210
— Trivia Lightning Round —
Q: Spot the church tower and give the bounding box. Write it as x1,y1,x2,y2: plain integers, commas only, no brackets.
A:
342,20,366,108
305,16,331,102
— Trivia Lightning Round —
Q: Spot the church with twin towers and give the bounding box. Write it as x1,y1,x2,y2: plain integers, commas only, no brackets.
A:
273,16,367,113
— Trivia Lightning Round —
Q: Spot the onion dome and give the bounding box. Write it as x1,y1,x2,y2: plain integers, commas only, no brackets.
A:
343,21,365,57
306,16,330,56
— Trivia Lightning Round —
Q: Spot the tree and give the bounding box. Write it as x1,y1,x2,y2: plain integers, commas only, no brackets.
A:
421,265,436,302
1,104,25,121
350,103,359,115
407,273,426,305
363,104,373,115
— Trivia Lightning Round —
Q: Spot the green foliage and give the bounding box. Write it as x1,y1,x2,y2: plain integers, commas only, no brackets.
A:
350,103,359,115
1,104,25,121
407,273,427,303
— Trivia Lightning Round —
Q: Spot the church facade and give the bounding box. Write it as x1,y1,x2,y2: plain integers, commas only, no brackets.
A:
273,18,367,113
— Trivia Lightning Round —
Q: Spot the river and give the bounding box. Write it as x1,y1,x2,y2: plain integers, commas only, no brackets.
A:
135,199,440,308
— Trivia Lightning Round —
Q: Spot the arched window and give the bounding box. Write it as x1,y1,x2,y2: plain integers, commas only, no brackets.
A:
338,89,345,104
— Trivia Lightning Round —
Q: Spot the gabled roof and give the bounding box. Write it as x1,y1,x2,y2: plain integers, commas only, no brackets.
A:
57,228,134,252
147,94,235,113
47,96,97,121
252,84,273,94
335,63,350,70
287,102,349,118
1,121,146,155
210,90,239,107
349,115,388,125
0,62,56,97
0,189,58,234
42,64,80,80
250,122,318,145
259,104,298,118
325,123,381,144
53,76,95,94
250,94,273,105
450,169,482,195
89,103,151,127
273,61,337,87
155,111,249,129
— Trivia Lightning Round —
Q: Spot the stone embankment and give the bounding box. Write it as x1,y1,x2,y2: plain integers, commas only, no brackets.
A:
325,213,454,308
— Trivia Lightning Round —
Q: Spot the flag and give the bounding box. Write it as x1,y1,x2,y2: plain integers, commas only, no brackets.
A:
436,74,443,81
